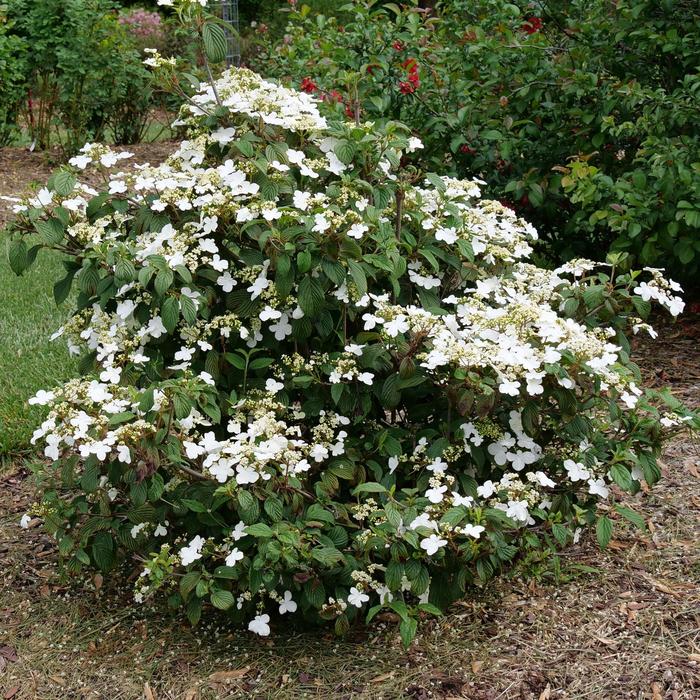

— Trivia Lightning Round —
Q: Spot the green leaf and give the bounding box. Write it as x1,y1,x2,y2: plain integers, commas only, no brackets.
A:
551,523,569,545
311,545,344,566
161,296,180,333
614,505,646,532
246,523,274,538
347,259,367,295
399,617,418,648
386,561,404,590
417,602,443,617
609,463,634,491
53,171,77,196
202,22,228,63
297,249,312,273
306,503,335,524
210,589,235,610
388,600,410,622
180,294,197,325
181,498,208,513
275,253,293,299
352,482,387,495
264,496,284,522
298,276,325,318
53,271,75,304
91,532,115,571
366,604,383,623
35,218,65,244
213,566,239,579
186,597,202,626
154,268,174,296
8,239,28,275
115,258,136,282
335,140,356,165
596,515,613,549
180,571,201,597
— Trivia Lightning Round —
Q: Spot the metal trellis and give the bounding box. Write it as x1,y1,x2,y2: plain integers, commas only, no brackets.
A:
217,0,241,67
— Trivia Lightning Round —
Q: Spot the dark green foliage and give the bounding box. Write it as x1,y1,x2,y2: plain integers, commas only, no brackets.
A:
250,0,700,285
6,0,153,151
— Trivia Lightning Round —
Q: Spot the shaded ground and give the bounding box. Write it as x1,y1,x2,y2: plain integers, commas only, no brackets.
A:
1,324,699,699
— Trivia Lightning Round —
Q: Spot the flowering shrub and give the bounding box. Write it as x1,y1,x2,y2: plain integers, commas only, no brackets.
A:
119,7,167,54
248,0,700,286
8,52,698,641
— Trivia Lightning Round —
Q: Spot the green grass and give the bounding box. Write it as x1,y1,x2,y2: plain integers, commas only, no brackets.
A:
0,231,77,457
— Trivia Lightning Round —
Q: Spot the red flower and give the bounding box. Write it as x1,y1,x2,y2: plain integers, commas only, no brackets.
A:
522,16,542,34
399,58,420,93
460,144,476,155
300,77,317,94
392,40,404,51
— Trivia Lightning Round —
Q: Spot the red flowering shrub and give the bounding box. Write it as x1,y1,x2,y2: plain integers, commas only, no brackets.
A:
300,76,317,93
522,16,543,34
249,0,700,285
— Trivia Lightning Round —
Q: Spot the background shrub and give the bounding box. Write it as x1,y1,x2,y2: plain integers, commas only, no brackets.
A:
248,0,700,286
6,0,154,152
0,3,28,146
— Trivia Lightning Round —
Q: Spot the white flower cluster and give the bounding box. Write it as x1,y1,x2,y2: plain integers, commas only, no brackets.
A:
17,66,690,635
183,400,350,484
185,68,328,134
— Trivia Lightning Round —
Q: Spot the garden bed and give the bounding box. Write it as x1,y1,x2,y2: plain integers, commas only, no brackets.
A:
1,323,698,700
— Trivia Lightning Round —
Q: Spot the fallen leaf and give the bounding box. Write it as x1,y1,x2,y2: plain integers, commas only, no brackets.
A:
689,653,700,662
144,681,156,700
0,646,18,663
649,579,682,598
4,688,19,700
94,573,103,591
594,636,618,646
471,660,483,674
208,667,251,684
48,676,67,687
183,690,197,700
684,458,699,479
651,681,663,700
370,672,395,683
539,684,552,700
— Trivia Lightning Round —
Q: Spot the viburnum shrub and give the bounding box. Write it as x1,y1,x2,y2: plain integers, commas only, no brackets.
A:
8,4,698,646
